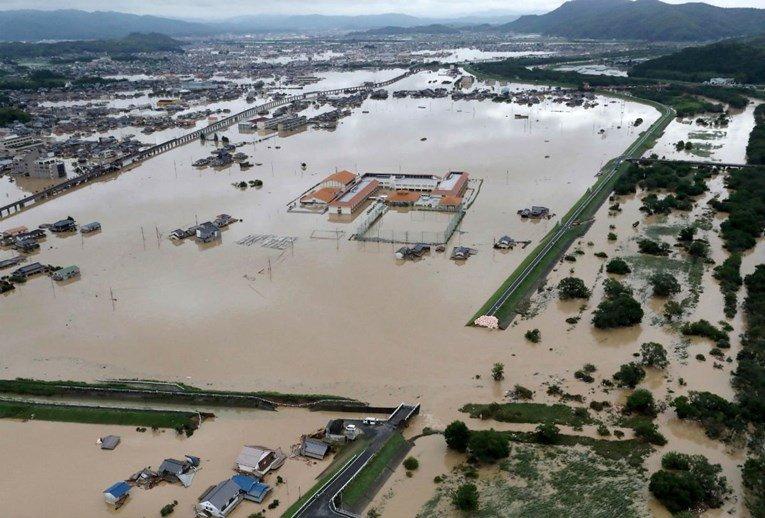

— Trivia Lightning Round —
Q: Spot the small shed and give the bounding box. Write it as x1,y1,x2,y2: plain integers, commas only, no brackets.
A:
99,435,121,450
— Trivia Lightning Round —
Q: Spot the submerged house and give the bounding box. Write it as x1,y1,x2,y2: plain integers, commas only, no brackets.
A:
231,475,271,503
196,479,243,518
158,457,199,487
300,437,329,460
195,222,221,243
518,206,550,218
50,218,77,232
235,446,285,477
103,481,131,508
52,265,80,281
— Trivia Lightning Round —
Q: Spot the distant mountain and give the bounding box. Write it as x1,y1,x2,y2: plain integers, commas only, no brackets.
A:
209,13,425,33
630,34,765,83
0,33,184,59
501,0,765,42
349,24,461,37
0,10,209,41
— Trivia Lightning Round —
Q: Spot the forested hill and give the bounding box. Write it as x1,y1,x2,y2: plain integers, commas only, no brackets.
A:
501,0,765,42
630,35,765,84
0,33,184,59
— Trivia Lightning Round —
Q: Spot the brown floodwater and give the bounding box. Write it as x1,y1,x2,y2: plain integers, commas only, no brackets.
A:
9,69,757,516
0,408,363,518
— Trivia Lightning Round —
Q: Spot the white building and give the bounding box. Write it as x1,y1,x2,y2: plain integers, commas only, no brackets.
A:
0,134,43,154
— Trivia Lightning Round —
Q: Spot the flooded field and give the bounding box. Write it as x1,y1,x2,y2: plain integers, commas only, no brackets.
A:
648,99,763,164
0,70,658,408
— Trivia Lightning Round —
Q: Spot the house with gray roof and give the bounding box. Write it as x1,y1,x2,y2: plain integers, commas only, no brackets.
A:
195,479,243,518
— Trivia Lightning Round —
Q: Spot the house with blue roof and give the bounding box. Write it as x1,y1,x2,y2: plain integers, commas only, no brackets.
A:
231,475,271,503
103,481,131,508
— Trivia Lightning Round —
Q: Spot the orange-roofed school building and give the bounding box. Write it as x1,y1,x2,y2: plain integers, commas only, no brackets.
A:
329,178,380,215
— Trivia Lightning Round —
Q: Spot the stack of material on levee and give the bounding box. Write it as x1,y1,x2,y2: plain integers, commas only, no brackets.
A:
474,315,499,329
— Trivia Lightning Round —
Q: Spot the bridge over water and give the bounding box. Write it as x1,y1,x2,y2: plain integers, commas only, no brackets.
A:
0,69,417,220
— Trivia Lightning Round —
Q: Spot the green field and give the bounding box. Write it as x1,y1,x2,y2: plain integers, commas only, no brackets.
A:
460,402,594,426
0,399,198,430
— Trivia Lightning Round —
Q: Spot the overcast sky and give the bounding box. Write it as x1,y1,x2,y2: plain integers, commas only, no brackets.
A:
1,0,764,18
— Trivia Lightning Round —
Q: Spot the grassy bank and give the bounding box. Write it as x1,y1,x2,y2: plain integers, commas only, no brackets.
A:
340,432,409,509
0,399,199,430
0,378,357,407
468,87,674,326
499,430,651,467
460,402,594,427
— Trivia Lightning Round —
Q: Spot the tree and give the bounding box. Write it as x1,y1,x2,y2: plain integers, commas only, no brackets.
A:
557,277,591,300
524,328,541,343
613,362,646,388
491,363,504,381
592,294,644,328
603,278,632,298
640,342,669,369
650,272,681,297
444,421,470,452
687,239,709,259
468,430,509,463
663,300,683,321
650,453,729,513
650,469,704,513
625,389,657,416
452,483,479,511
638,238,670,256
678,226,696,242
535,422,560,444
403,456,419,471
606,257,631,275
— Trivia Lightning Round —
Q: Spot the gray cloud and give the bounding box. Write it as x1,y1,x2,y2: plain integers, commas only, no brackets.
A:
0,0,763,18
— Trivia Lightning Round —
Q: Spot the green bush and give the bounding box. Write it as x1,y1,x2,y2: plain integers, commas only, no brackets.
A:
649,452,729,513
452,483,479,511
632,418,667,445
444,421,470,452
606,257,631,275
613,362,646,388
535,422,560,444
650,272,681,297
557,277,591,300
625,389,657,416
639,342,669,369
524,329,541,343
468,430,509,463
593,294,643,329
403,456,419,471
638,238,671,256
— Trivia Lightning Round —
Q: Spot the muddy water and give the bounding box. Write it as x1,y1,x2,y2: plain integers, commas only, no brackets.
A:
648,99,763,164
0,71,658,408
0,408,360,518
0,71,670,515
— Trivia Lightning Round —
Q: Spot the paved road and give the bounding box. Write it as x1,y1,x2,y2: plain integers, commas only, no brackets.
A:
292,404,419,518
483,102,676,319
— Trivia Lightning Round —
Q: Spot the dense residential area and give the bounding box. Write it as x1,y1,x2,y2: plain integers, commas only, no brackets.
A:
0,1,764,517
